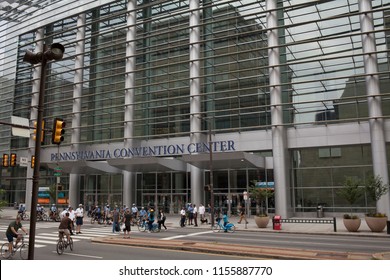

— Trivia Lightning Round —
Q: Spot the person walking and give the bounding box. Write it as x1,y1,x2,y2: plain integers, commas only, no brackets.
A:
157,209,167,231
112,208,120,233
68,206,75,235
147,208,155,232
75,204,84,234
237,204,248,224
180,207,186,227
199,204,207,224
193,204,198,227
187,203,194,225
123,208,132,239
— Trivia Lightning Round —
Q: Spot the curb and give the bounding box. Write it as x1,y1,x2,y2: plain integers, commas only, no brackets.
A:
372,252,390,260
92,236,374,260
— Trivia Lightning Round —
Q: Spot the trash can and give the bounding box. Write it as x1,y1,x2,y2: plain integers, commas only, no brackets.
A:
273,215,282,230
316,205,324,218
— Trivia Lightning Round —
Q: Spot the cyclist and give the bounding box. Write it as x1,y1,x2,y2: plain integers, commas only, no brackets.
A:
222,211,229,232
50,204,57,220
6,216,28,253
131,203,138,219
17,204,26,219
58,212,72,244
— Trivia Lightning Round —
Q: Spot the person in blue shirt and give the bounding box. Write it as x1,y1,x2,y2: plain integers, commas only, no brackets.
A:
147,208,155,232
222,211,229,232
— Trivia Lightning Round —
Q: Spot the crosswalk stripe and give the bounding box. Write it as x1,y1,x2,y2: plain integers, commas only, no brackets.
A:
1,225,120,249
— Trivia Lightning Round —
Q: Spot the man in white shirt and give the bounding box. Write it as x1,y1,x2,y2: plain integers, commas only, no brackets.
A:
198,204,207,224
180,207,186,227
68,206,75,235
193,204,198,227
75,204,84,234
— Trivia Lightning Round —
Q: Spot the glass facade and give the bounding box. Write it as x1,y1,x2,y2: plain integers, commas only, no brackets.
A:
0,0,389,216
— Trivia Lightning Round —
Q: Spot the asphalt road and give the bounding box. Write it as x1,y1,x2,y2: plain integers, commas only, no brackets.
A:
1,220,389,260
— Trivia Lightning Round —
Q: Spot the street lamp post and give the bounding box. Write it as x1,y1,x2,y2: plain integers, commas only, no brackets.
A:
23,43,65,260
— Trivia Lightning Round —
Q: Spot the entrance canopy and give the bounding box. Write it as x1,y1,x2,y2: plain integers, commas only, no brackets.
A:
47,160,123,174
46,152,266,174
107,157,187,172
181,151,265,170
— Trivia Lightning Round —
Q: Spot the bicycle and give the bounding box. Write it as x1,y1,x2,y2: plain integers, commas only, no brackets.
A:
212,219,236,233
1,235,29,259
56,231,73,255
18,211,30,221
137,220,160,233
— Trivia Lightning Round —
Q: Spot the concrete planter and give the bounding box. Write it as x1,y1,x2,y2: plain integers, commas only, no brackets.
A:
254,216,270,228
342,218,361,232
365,216,387,232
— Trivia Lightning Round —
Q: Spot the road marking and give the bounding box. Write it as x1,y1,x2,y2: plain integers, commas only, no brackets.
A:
51,251,103,259
160,230,212,240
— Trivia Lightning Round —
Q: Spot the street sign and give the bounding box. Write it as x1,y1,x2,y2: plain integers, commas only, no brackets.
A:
54,166,62,177
11,116,30,138
20,157,28,167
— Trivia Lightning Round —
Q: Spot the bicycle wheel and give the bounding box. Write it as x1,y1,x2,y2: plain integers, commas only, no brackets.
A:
20,244,29,260
91,217,95,224
69,238,73,251
227,224,236,233
42,213,48,221
1,243,12,259
56,240,64,255
152,224,160,233
138,223,146,232
212,224,221,233
23,213,30,221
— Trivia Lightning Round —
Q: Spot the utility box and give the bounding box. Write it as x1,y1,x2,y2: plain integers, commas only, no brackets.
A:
273,215,281,230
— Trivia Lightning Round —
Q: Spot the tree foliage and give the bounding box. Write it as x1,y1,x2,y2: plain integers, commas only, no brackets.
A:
365,175,389,215
249,180,274,216
337,177,363,218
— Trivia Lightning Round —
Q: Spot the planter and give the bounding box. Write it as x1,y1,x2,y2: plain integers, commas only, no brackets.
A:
365,216,387,232
342,218,361,232
254,216,270,228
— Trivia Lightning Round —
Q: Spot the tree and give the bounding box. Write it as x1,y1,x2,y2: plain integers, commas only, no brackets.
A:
336,177,363,219
0,189,8,217
249,181,274,216
365,175,389,216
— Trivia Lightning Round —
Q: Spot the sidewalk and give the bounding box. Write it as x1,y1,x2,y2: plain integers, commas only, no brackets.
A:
91,213,390,260
2,207,389,259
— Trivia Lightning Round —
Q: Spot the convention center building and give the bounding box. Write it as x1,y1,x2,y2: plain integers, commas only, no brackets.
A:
1,0,389,218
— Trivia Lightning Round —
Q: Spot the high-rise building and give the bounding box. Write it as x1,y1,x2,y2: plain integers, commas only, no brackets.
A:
1,0,389,218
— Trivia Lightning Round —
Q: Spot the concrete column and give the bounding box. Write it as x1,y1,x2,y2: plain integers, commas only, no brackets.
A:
359,0,390,215
68,173,79,207
122,0,138,206
189,0,203,207
267,0,289,217
25,29,44,211
68,13,86,206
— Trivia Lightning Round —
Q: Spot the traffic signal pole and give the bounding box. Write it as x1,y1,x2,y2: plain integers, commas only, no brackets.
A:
24,42,65,260
28,56,46,260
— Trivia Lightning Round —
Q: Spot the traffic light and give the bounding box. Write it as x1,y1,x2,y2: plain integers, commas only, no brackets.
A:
2,154,9,167
33,120,45,144
31,156,35,168
10,153,17,167
51,118,65,144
